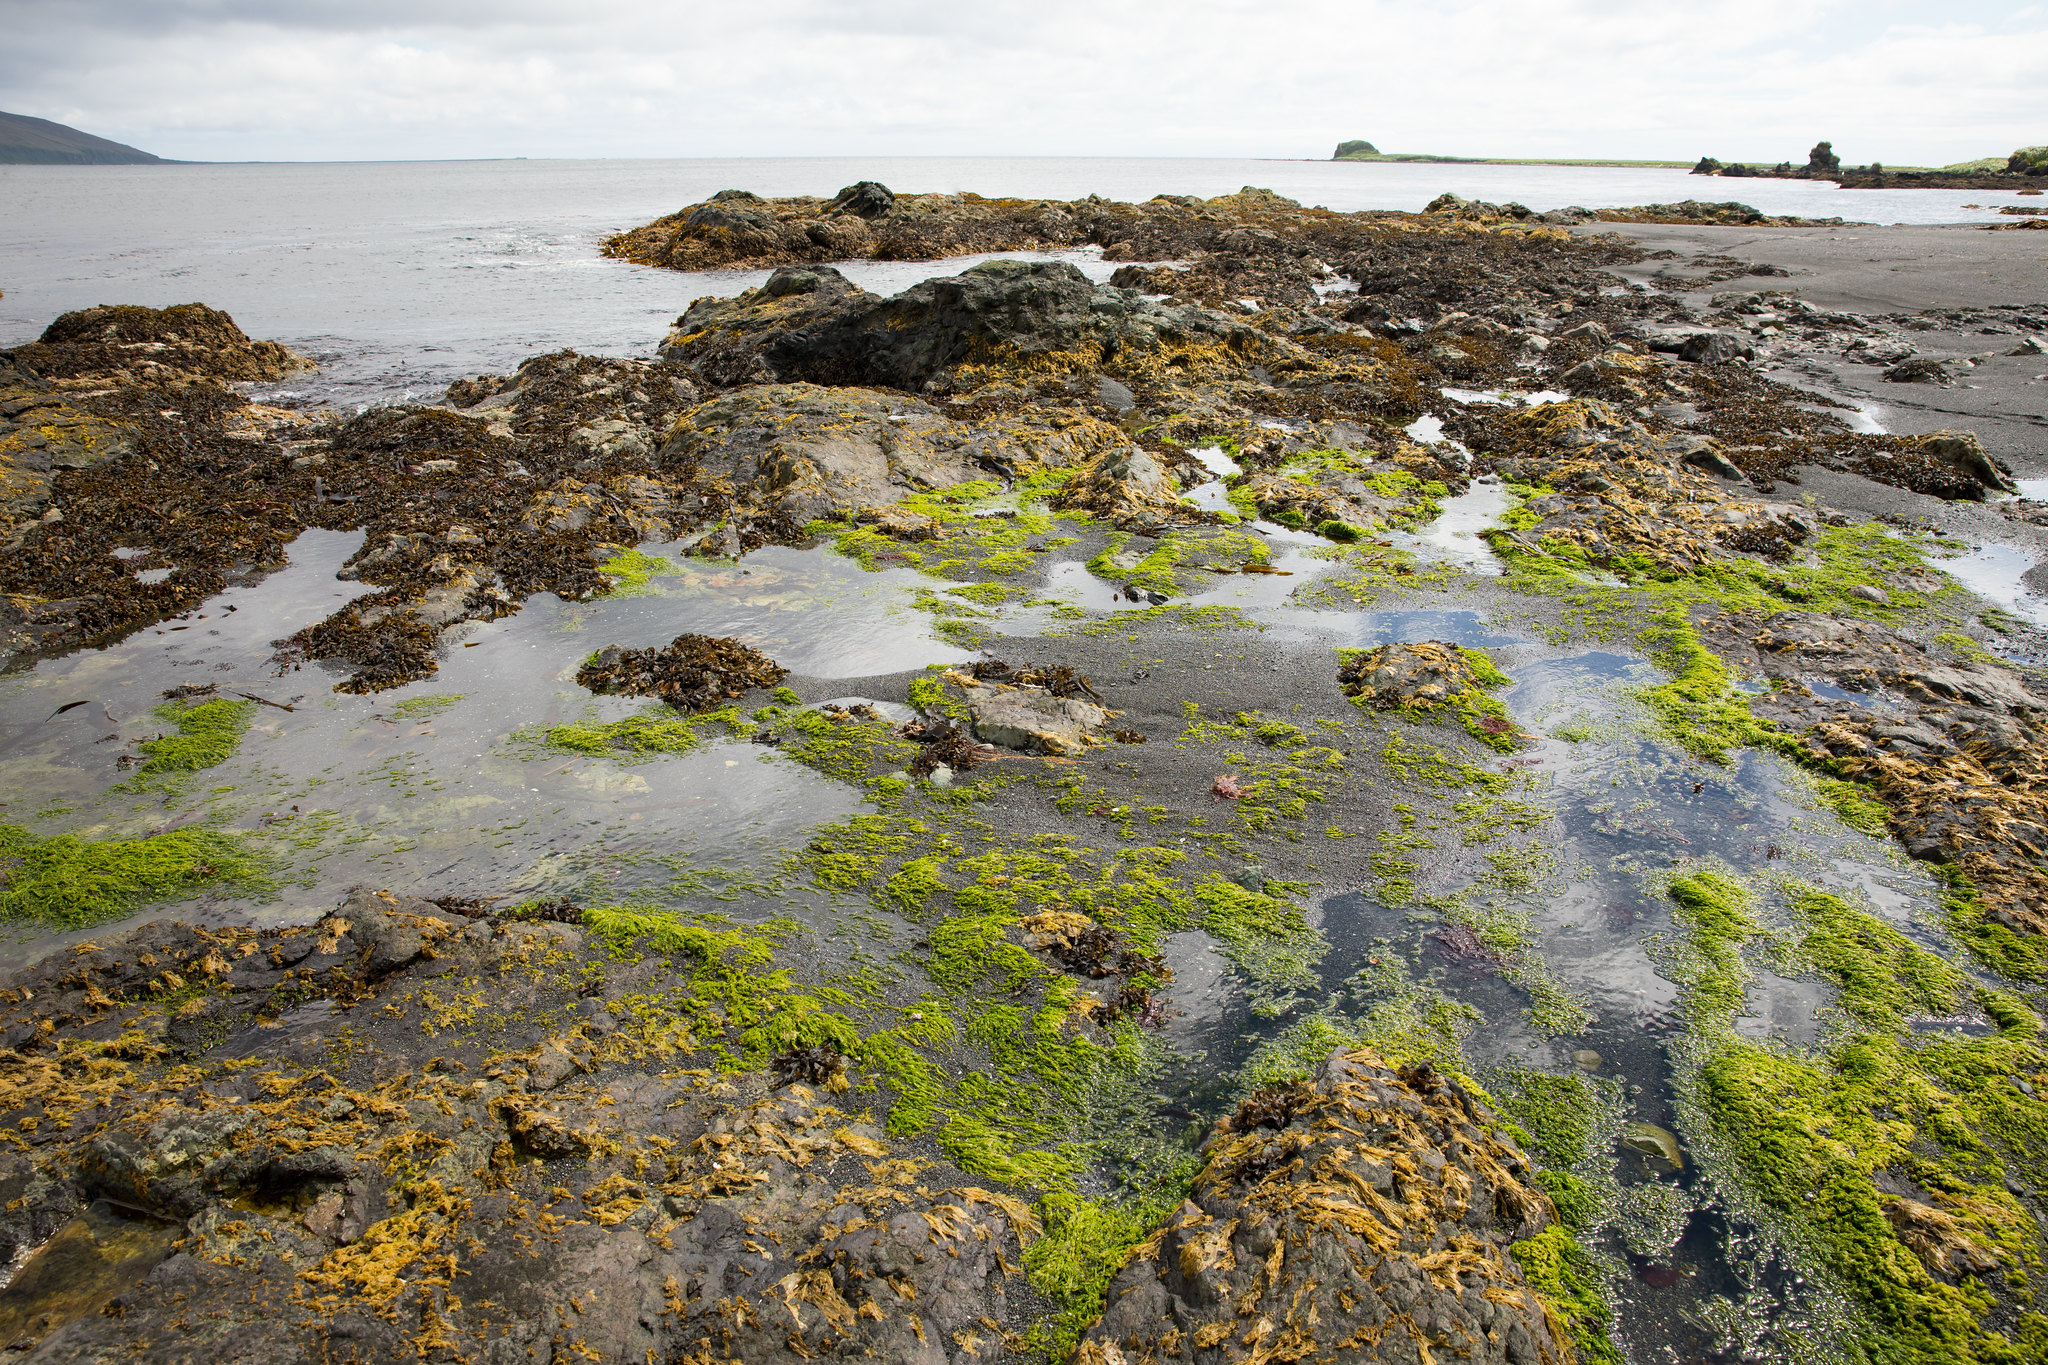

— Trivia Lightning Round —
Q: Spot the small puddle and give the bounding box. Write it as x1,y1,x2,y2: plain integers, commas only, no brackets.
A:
0,532,901,972
611,543,979,678
1180,444,1244,515
0,1202,179,1350
1938,542,2048,628
1356,610,1520,648
1391,476,1509,576
1441,388,1573,408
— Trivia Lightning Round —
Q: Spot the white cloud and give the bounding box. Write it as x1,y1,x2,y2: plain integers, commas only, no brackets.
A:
1,0,2042,163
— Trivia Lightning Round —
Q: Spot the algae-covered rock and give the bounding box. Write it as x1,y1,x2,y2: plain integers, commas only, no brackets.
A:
1055,444,1186,533
0,899,1048,1363
658,382,1129,522
659,257,1370,403
1075,1049,1571,1365
1339,640,1485,710
9,303,309,385
946,665,1112,755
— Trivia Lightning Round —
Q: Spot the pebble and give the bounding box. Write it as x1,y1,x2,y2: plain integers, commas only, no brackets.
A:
1571,1049,1603,1071
1621,1121,1685,1170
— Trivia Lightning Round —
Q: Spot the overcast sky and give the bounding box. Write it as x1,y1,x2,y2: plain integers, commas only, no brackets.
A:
2,0,2043,165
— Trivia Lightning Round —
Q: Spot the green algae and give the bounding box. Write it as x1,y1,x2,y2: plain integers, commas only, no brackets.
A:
1816,779,1893,839
511,705,748,763
1511,1226,1623,1365
1657,871,2048,1364
1488,517,1969,763
1022,1184,1188,1360
0,822,274,928
581,905,861,1063
595,547,679,596
1940,870,2048,985
387,694,464,721
1066,602,1258,638
130,699,255,786
1190,877,1327,1016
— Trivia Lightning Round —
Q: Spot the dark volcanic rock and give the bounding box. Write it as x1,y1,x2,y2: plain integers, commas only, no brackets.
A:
0,899,1046,1364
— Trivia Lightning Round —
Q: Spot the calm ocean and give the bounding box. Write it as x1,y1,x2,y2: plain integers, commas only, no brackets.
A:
0,156,2028,406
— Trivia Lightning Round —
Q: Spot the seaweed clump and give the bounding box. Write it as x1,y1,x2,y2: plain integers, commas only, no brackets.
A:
1230,1079,1315,1132
771,1044,848,1091
1075,1047,1578,1365
971,658,1103,701
1020,911,1170,1026
902,717,989,777
1339,640,1518,750
577,634,788,712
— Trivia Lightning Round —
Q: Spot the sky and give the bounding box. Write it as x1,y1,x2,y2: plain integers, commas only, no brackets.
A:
1,0,2044,165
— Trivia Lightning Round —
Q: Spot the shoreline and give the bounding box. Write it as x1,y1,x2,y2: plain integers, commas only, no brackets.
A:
1,185,2046,1365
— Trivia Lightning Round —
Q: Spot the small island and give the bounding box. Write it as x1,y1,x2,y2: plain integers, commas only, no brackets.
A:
1331,138,1691,169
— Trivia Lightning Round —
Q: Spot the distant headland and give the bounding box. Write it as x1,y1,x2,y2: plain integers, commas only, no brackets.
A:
1331,136,2048,190
1690,140,2048,190
1330,139,1691,170
0,111,164,165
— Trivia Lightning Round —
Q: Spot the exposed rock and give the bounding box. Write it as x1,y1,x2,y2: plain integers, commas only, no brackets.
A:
944,667,1113,755
1884,356,1954,385
660,259,1385,402
1074,1049,1569,1365
1056,445,1187,533
1912,430,2017,498
826,179,896,219
659,382,1130,522
9,304,309,385
0,900,1051,1364
1339,640,1483,710
1678,330,1756,364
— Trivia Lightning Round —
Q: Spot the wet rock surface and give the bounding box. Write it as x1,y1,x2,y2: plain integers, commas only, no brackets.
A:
944,666,1113,756
8,183,2048,1365
1339,640,1484,711
0,896,1045,1364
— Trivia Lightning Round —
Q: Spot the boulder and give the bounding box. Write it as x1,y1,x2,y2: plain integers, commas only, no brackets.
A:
15,303,309,384
969,688,1110,755
1339,640,1483,710
1884,356,1953,385
1680,439,1750,482
1055,444,1185,532
1074,1048,1568,1365
1679,330,1756,364
1914,430,2016,497
827,180,895,218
